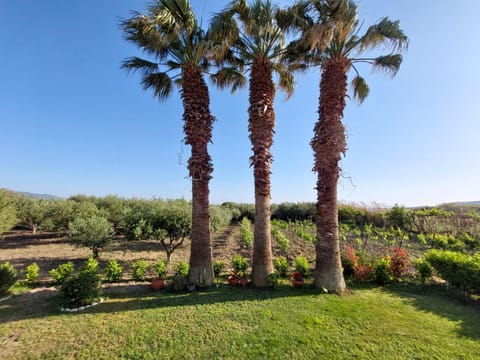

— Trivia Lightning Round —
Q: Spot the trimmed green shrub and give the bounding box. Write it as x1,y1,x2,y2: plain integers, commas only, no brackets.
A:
104,260,123,282
0,262,17,296
374,257,393,285
213,260,225,277
268,272,280,289
82,257,99,273
273,257,289,277
231,255,248,274
174,261,189,278
152,260,167,279
49,262,75,286
413,258,433,284
294,256,310,277
25,262,40,285
61,266,102,307
425,250,480,293
131,259,148,281
271,225,289,251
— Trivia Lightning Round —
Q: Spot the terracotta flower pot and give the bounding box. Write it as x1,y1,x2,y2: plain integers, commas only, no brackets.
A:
228,276,239,285
151,278,166,291
291,278,304,287
238,277,248,287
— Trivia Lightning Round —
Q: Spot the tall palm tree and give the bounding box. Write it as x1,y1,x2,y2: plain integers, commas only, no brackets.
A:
121,0,216,286
209,0,294,287
284,0,408,292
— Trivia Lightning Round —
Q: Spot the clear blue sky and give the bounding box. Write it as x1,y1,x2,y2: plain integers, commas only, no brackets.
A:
1,1,479,207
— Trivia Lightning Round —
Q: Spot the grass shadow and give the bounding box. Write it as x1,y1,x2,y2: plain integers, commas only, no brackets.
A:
382,282,480,340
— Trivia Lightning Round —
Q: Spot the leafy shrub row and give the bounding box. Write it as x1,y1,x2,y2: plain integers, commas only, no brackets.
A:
424,250,480,294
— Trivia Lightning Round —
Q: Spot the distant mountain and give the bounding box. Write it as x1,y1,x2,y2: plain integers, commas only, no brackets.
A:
439,201,480,209
15,191,60,200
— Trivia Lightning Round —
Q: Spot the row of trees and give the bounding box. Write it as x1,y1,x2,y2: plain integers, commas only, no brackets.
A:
120,0,407,291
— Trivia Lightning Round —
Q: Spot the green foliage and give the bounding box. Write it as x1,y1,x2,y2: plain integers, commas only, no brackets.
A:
425,250,480,293
386,204,412,230
221,202,254,221
213,260,225,277
24,262,40,285
174,261,189,278
67,215,115,258
273,257,289,277
61,262,102,307
49,262,75,286
413,258,433,284
294,256,310,277
104,260,123,282
210,205,234,233
272,202,316,221
131,259,148,281
290,220,316,243
231,255,248,275
271,223,289,251
82,257,99,274
267,272,280,289
0,262,17,296
239,217,253,247
152,260,167,279
0,189,17,235
15,197,49,233
374,257,393,285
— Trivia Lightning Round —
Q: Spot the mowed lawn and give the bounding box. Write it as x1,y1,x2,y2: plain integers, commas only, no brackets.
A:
1,284,479,359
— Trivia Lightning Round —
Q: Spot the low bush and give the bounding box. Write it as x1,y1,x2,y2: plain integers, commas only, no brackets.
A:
82,257,99,273
61,261,102,307
267,272,280,289
271,226,289,251
104,260,123,282
294,256,310,277
374,258,393,285
152,260,167,279
425,250,480,294
25,262,40,285
213,260,225,277
231,255,248,275
0,262,17,296
413,258,433,284
240,217,253,247
273,257,289,277
131,259,148,281
50,262,75,286
174,261,189,278
389,247,409,280
341,245,358,278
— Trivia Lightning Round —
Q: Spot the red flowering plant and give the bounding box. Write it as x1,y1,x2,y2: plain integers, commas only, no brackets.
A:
389,247,409,280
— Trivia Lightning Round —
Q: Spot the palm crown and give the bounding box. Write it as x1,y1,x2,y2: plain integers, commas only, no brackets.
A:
121,0,212,100
284,0,408,101
209,0,293,96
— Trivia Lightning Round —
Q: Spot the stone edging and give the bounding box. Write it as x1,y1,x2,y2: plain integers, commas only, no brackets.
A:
61,298,104,313
0,295,12,303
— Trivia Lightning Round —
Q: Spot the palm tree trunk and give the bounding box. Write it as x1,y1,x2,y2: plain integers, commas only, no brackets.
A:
311,56,348,293
182,65,214,287
249,57,275,287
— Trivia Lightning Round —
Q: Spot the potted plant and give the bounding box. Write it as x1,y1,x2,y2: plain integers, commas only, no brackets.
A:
290,272,305,287
228,255,248,286
268,272,280,289
151,260,167,291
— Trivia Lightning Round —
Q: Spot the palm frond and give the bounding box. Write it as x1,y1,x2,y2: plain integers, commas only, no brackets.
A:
141,72,173,101
273,62,295,99
359,17,408,52
373,54,403,76
276,0,312,33
210,67,247,93
351,75,369,103
121,57,159,75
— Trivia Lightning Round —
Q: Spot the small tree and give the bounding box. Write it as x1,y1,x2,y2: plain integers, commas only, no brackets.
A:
16,197,49,234
67,216,114,258
153,201,192,265
0,189,17,235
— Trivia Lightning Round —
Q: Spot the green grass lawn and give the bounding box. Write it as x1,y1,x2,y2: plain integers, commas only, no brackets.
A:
1,284,479,359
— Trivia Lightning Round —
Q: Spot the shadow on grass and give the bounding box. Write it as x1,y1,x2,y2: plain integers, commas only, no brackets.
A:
0,283,320,324
382,282,480,340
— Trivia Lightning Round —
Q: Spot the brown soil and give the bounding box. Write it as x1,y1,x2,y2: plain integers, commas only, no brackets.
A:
0,225,315,282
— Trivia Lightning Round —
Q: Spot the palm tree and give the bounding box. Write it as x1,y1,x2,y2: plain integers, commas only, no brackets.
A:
284,0,408,292
121,0,216,286
209,0,294,287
